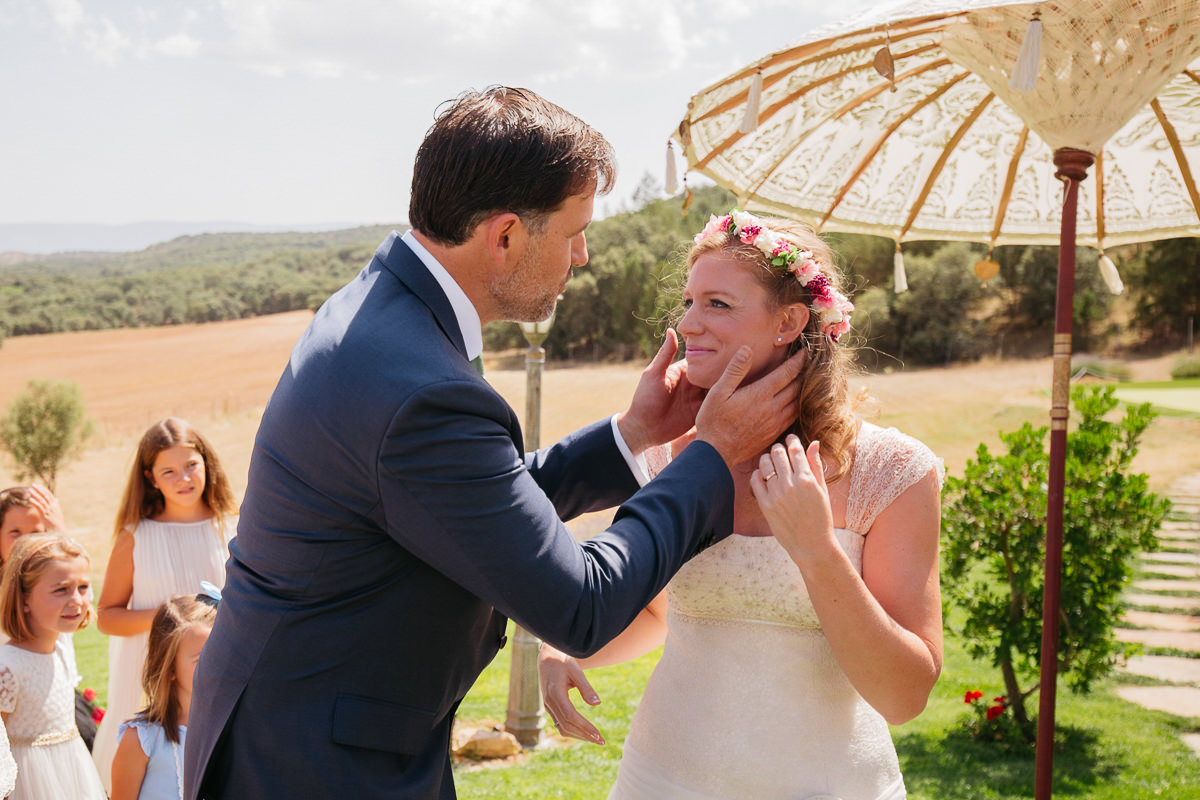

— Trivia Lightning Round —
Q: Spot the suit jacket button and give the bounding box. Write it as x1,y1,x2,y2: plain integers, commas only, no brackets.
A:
498,634,508,648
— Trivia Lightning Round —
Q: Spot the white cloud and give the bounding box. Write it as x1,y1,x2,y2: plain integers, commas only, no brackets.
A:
150,32,201,58
209,0,716,84
42,0,83,32
82,16,130,63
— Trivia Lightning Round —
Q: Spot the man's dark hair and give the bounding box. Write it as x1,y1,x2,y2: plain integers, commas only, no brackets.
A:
409,86,617,245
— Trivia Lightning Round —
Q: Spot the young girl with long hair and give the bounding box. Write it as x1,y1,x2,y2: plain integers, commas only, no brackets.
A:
111,592,217,800
0,534,106,799
92,418,236,791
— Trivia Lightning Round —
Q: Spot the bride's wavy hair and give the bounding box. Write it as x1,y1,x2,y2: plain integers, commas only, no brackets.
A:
678,218,858,482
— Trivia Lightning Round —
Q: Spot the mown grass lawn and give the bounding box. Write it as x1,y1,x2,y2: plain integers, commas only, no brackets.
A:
451,623,1200,799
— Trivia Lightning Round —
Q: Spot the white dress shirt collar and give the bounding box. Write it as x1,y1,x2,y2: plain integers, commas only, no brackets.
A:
401,230,483,361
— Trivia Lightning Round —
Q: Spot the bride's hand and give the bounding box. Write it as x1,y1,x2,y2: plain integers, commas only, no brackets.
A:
538,644,606,745
750,435,835,560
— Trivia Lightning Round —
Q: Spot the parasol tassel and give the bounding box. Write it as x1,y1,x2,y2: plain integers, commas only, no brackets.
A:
739,70,763,134
1009,10,1042,91
894,244,908,293
665,141,679,195
1098,251,1124,295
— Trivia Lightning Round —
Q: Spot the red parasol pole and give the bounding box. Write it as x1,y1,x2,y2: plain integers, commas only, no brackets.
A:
1035,147,1095,800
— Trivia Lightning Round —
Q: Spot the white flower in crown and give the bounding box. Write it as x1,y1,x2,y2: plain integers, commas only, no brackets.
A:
730,209,757,231
753,228,783,256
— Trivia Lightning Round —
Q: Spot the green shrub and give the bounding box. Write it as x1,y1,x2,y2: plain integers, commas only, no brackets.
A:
1170,355,1200,379
941,385,1170,743
0,379,94,492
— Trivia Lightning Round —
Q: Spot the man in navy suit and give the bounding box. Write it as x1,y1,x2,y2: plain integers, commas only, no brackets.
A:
185,86,804,799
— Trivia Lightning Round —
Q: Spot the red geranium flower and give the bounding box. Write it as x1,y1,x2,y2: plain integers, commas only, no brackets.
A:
964,690,984,703
91,707,105,723
986,705,1005,721
82,688,96,703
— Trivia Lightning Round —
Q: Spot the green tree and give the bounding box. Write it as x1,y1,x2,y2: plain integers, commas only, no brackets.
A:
1130,237,1200,345
941,385,1170,742
857,242,989,367
0,379,94,492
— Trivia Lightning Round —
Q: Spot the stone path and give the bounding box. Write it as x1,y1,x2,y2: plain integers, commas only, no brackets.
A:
1115,473,1200,758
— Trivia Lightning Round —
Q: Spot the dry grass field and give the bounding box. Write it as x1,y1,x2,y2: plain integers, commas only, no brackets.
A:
2,310,1198,579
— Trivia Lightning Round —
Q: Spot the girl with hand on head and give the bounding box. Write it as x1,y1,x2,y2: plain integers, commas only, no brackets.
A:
539,210,943,800
0,534,106,799
111,591,218,800
0,485,67,564
92,418,236,792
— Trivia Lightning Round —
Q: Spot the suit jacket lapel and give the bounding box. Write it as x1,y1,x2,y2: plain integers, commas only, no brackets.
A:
374,232,469,362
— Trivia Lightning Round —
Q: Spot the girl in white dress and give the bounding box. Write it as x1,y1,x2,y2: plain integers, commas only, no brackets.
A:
93,418,236,791
0,534,106,799
540,211,944,800
111,592,217,800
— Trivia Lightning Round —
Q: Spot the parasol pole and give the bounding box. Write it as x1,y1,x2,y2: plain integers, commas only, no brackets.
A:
1035,147,1094,800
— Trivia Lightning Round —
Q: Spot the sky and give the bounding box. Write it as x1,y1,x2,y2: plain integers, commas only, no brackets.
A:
0,0,880,234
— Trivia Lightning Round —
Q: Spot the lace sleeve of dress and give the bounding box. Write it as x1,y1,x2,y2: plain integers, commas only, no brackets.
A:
846,424,945,535
644,443,673,479
0,664,17,715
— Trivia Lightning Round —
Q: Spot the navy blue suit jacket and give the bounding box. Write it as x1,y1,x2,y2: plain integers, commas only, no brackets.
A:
184,233,735,799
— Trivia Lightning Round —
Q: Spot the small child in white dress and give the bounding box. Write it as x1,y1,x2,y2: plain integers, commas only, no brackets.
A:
0,535,106,800
111,589,218,800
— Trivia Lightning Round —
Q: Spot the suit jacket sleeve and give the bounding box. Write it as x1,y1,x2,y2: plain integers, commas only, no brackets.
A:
377,376,733,657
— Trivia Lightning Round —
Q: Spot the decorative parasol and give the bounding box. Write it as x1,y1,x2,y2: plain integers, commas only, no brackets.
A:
670,2,1200,797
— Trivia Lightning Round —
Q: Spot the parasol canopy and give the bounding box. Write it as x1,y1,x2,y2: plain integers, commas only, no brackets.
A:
671,3,1200,798
673,0,1200,253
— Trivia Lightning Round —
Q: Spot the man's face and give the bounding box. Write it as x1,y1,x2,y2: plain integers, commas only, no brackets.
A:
489,190,594,323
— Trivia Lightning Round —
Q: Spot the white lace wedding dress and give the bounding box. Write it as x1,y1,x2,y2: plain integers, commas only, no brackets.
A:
611,422,941,800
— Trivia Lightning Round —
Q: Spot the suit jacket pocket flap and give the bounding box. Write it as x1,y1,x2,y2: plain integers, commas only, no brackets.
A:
332,692,437,754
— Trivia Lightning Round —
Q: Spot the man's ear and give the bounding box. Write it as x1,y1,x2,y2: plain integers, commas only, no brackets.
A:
777,303,811,345
485,212,526,267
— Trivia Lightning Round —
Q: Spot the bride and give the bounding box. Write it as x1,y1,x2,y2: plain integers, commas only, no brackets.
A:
539,210,943,800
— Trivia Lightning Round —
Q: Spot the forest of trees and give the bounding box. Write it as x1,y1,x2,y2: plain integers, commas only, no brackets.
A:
1,185,1197,367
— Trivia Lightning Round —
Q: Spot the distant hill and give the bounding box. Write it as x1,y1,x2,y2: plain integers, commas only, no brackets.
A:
0,221,379,256
0,223,406,337
0,224,404,276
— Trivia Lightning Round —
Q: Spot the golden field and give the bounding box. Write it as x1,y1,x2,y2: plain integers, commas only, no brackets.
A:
1,310,1198,578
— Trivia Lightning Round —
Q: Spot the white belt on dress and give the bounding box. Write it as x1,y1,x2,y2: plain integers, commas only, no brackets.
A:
10,728,79,747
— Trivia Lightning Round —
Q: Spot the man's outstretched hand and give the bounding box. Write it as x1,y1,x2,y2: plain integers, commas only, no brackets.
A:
694,347,807,469
616,330,705,454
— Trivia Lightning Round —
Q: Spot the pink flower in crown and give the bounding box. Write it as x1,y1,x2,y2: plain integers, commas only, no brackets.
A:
739,224,763,245
794,257,820,285
812,293,838,314
771,240,791,258
694,214,732,243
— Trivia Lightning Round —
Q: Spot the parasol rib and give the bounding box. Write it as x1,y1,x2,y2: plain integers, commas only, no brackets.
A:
819,69,971,229
1185,69,1200,87
696,21,955,110
901,92,996,239
1096,151,1106,246
693,43,943,172
991,127,1030,244
746,57,954,201
1150,98,1200,225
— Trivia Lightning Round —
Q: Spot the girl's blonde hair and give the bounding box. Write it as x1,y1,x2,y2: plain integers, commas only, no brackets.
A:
0,534,93,642
682,218,858,481
113,418,236,538
138,594,217,744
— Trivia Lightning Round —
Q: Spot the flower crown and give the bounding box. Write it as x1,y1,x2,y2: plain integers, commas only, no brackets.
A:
695,209,854,341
